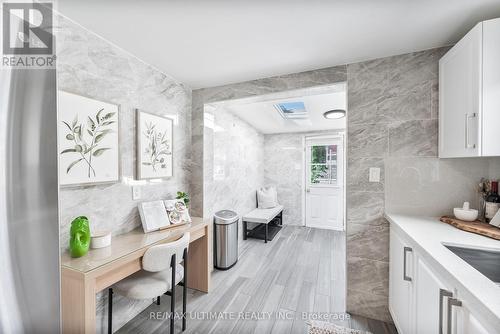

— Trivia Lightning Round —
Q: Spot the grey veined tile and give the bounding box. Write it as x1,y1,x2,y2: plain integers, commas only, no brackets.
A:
347,257,389,296
347,222,389,262
347,192,385,226
376,81,432,122
349,81,432,125
388,119,438,157
347,289,392,323
347,157,384,193
431,81,439,119
348,123,388,159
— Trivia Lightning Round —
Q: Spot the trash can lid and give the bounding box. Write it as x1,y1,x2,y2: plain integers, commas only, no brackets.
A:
214,210,238,222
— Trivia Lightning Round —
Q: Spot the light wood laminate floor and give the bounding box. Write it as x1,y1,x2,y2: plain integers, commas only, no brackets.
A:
117,225,397,334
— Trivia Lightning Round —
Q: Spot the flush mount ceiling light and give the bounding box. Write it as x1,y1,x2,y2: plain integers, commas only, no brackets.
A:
323,109,346,119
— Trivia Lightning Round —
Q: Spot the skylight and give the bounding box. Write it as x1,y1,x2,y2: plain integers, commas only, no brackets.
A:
275,101,308,119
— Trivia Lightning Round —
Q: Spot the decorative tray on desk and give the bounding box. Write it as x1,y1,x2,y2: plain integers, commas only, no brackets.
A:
440,216,500,240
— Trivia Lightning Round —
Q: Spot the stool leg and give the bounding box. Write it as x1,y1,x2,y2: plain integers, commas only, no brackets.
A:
182,248,187,331
108,288,113,334
170,253,176,334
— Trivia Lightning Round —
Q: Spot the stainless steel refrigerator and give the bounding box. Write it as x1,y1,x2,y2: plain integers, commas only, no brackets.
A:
0,66,60,331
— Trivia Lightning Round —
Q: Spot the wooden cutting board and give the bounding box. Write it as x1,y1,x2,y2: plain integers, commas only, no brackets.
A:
440,216,500,240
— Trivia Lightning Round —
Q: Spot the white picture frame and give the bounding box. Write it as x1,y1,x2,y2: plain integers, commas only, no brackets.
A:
58,91,120,187
136,109,173,179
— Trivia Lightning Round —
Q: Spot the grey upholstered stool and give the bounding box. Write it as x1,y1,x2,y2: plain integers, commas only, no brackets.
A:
108,232,190,334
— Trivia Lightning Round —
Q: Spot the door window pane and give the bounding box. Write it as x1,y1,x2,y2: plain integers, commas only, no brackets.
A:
309,144,338,185
311,145,326,163
310,164,327,184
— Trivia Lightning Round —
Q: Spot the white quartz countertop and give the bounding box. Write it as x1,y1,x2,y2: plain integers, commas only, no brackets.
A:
386,214,500,328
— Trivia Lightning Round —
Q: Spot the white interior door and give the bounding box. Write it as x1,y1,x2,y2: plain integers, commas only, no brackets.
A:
305,136,344,230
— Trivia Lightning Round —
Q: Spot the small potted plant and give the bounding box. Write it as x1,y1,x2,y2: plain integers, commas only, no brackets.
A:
176,191,190,208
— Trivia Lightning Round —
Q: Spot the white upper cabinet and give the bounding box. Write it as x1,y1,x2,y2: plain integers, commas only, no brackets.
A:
439,18,500,158
482,19,500,156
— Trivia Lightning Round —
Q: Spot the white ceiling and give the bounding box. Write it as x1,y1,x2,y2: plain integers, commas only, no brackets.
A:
207,83,346,134
57,0,500,89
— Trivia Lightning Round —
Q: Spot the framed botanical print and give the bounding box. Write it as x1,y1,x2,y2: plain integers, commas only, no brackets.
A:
58,91,120,186
136,109,173,179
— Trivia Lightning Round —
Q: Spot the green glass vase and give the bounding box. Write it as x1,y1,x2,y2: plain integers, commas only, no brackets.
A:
69,216,91,258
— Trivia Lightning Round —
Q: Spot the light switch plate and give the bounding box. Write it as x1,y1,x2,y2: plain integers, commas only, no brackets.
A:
369,167,380,182
132,186,142,200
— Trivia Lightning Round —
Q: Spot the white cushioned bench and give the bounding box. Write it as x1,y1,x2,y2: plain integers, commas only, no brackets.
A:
242,205,283,243
242,205,284,224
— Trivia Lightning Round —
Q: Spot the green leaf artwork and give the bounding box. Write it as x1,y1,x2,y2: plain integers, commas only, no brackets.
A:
142,120,172,172
60,107,115,178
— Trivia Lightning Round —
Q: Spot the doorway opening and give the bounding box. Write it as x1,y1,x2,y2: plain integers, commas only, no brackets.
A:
201,81,349,329
203,82,347,230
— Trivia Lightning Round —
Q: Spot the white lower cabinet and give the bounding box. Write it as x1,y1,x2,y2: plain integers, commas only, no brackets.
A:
414,257,453,334
455,295,493,334
389,228,495,334
389,230,412,333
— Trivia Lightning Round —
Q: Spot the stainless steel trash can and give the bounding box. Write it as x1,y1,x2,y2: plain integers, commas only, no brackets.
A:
214,210,239,270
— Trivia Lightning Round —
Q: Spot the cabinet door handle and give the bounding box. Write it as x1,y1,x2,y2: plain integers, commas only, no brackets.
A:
403,247,412,282
439,289,453,334
465,113,476,149
447,298,462,334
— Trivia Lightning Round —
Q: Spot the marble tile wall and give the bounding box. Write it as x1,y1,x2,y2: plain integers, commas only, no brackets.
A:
205,105,265,233
263,133,304,226
56,15,191,333
346,48,451,321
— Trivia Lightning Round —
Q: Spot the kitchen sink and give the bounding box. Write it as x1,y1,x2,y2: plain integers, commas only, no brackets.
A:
444,244,500,285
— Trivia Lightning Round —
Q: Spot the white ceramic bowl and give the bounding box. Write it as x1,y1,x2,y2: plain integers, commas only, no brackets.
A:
90,230,111,249
453,208,478,222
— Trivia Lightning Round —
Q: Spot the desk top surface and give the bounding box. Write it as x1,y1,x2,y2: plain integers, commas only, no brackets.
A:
61,217,207,274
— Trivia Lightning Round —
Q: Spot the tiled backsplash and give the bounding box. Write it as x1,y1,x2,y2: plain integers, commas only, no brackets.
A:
386,157,490,216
